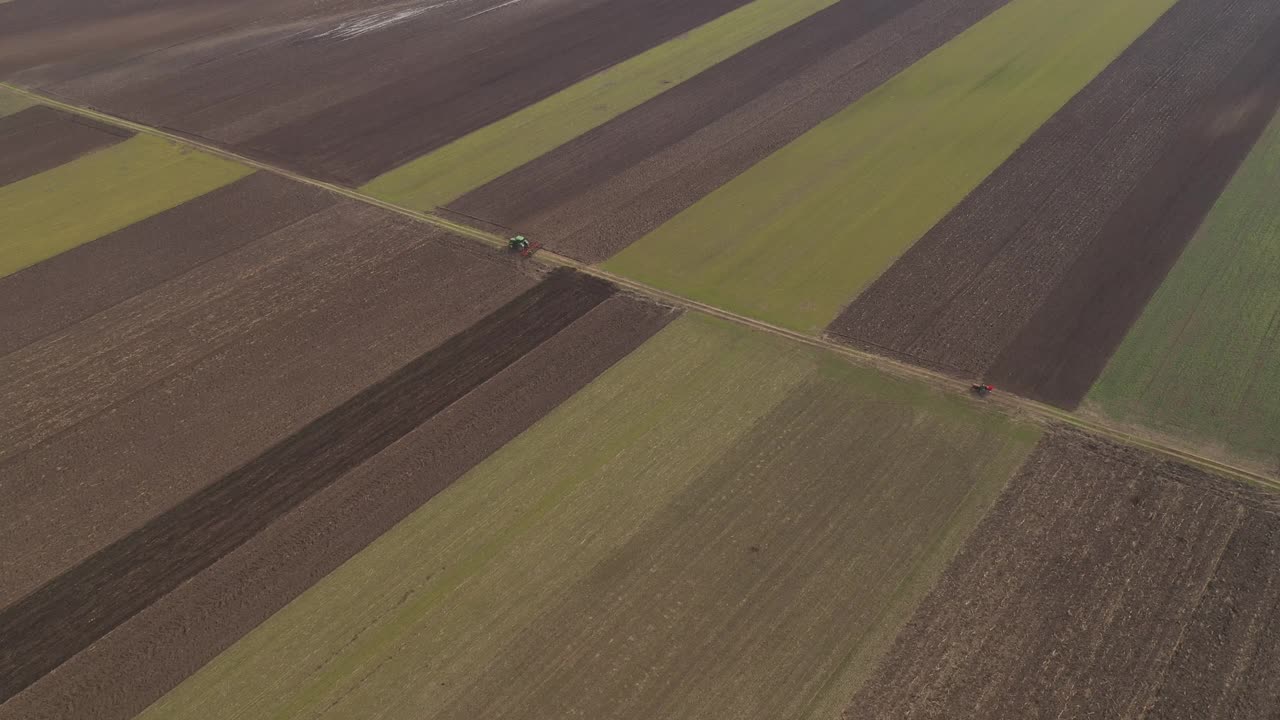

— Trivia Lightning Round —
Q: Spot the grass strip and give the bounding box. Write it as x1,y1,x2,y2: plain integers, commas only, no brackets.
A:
0,86,34,117
0,134,251,277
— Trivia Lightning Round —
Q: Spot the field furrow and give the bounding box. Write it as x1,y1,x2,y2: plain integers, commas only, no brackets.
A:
604,0,1179,333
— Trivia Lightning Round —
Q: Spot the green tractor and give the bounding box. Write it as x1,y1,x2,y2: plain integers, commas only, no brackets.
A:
508,234,541,257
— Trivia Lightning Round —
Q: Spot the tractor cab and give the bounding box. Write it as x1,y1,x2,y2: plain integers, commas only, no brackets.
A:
508,235,541,257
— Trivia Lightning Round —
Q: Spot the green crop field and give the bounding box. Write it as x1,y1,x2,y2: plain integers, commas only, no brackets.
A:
359,0,841,211
0,87,34,117
0,133,251,277
604,0,1178,333
140,313,1038,720
1089,110,1280,469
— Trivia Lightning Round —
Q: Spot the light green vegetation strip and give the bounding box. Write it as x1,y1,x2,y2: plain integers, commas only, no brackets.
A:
0,133,251,277
1089,110,1280,468
605,0,1180,333
359,0,841,210
143,313,1039,720
0,86,35,117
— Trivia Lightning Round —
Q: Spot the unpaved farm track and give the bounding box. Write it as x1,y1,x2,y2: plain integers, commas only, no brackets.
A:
6,79,1275,492
846,428,1280,719
0,105,130,186
829,0,1280,408
0,269,675,719
448,0,1011,262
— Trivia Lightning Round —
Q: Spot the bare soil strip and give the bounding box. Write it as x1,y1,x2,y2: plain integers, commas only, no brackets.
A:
0,294,675,720
4,0,756,184
448,0,1010,262
0,105,129,186
0,268,614,705
0,210,532,607
0,173,335,356
844,429,1280,719
829,0,1280,408
0,201,418,462
244,0,752,184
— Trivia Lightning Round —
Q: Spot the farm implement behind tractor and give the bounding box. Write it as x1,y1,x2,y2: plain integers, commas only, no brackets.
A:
508,235,542,258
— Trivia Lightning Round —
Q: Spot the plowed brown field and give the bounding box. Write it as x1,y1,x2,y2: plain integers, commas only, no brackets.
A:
0,258,674,718
0,293,674,720
447,0,1010,262
829,0,1280,408
4,0,754,185
0,105,129,186
0,173,334,355
845,430,1280,719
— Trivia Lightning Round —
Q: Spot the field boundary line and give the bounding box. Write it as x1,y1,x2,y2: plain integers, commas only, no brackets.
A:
8,82,1276,492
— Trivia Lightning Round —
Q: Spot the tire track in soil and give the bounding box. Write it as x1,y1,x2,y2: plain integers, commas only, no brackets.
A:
448,0,1011,263
0,105,131,187
828,0,1280,409
0,268,615,705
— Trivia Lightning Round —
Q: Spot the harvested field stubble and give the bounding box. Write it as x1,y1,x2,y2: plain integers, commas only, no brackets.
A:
846,430,1280,719
448,0,1011,262
0,105,130,187
138,314,1038,720
1089,107,1280,468
830,0,1280,407
0,269,624,708
605,0,1179,333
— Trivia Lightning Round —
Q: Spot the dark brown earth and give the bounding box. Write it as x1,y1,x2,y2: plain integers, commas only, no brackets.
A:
0,294,674,720
844,429,1280,719
0,172,336,356
829,0,1280,408
0,269,650,709
0,105,130,186
449,0,1012,262
0,0,386,80
0,201,490,464
0,205,534,605
243,0,753,185
6,0,755,186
